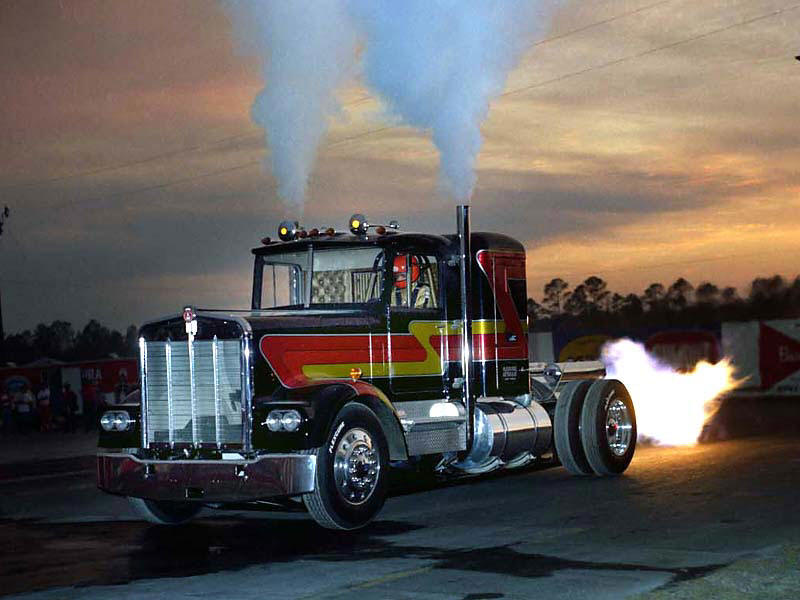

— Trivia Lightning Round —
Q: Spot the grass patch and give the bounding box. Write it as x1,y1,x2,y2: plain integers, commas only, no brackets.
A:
633,545,800,599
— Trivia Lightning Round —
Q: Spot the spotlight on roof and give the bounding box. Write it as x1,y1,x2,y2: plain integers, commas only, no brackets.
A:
278,220,299,242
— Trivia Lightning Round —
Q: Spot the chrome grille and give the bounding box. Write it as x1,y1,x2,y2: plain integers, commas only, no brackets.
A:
142,338,244,446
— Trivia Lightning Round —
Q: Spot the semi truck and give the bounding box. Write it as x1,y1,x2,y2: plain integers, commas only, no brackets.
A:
97,206,637,529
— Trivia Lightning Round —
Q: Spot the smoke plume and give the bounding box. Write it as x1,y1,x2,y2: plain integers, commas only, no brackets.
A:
348,0,552,200
223,0,358,213
224,1,556,210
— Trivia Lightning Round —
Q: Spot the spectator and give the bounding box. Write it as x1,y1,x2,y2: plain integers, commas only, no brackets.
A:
114,373,130,404
63,383,78,433
15,385,35,434
82,381,98,433
1,391,12,435
36,384,52,432
50,384,65,431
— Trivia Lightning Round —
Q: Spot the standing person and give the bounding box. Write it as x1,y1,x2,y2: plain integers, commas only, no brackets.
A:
63,383,78,433
82,381,98,433
36,383,52,432
0,390,12,435
15,385,34,434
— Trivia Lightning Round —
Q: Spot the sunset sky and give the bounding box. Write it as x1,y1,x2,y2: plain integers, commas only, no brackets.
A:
1,0,798,332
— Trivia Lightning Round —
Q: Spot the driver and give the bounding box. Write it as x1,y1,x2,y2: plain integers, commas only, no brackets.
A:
393,255,430,308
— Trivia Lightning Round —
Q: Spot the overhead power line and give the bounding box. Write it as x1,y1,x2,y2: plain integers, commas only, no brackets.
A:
503,2,800,99
38,1,799,212
9,1,680,192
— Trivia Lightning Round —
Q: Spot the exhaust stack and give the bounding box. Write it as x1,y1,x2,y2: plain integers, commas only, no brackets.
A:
457,205,476,450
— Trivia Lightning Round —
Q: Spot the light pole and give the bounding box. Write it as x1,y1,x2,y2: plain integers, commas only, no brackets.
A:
0,206,10,363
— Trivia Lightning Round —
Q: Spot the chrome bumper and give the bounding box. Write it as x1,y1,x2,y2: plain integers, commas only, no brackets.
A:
97,452,316,502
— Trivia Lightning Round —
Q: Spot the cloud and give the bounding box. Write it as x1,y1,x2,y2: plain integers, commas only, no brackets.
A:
1,0,799,332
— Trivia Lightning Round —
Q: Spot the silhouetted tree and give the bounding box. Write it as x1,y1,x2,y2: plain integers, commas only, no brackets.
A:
583,276,610,310
564,284,589,316
721,286,739,304
695,282,720,305
33,321,75,360
543,278,569,315
642,283,666,311
667,278,694,311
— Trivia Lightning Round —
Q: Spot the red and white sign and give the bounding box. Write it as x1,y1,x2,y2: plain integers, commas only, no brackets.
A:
722,319,800,396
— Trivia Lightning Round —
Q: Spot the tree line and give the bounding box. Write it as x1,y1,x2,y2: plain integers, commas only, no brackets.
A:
528,274,800,331
2,320,138,366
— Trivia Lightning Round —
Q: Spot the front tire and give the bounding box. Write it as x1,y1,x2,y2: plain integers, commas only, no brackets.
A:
128,497,202,525
303,402,389,530
580,379,637,475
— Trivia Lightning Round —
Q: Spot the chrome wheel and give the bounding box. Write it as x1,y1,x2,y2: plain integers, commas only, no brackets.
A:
606,398,633,456
333,428,381,505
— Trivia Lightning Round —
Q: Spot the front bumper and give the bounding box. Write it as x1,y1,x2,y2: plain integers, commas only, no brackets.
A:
97,451,316,502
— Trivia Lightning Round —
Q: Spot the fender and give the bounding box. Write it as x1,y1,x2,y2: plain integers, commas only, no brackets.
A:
253,380,408,460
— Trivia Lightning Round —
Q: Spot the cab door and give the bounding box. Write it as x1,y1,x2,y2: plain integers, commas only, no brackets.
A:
387,252,447,397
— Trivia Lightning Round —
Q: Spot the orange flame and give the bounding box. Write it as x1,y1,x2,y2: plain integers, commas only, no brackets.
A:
602,339,739,446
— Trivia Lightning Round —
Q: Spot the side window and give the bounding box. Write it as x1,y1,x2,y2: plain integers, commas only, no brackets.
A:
390,254,439,310
261,264,299,307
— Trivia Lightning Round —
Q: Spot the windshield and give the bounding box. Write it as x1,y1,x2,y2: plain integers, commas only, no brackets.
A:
256,246,385,309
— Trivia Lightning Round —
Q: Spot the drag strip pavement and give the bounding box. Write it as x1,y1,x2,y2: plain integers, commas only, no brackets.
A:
1,436,799,599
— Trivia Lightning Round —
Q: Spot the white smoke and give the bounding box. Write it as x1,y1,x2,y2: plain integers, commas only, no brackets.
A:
224,1,557,210
348,0,553,200
223,0,358,213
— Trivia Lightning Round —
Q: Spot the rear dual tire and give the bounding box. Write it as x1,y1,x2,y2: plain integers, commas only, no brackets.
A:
554,379,636,476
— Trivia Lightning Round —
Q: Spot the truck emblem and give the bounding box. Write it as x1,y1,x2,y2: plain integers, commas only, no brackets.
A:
183,306,198,342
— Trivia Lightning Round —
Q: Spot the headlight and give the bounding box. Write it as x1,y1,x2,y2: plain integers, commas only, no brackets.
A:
280,410,302,432
265,411,283,432
100,412,115,432
265,409,302,432
100,411,133,432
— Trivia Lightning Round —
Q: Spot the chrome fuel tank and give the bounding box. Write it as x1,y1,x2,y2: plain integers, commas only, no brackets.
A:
454,398,552,472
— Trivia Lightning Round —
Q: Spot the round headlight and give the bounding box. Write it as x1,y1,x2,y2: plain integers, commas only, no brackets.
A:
280,410,302,432
100,412,115,432
266,410,283,432
112,411,131,431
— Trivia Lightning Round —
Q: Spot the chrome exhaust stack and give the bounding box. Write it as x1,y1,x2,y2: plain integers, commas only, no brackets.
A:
452,204,552,475
457,205,476,451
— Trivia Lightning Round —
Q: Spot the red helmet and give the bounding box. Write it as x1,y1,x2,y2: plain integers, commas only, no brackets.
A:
392,255,420,289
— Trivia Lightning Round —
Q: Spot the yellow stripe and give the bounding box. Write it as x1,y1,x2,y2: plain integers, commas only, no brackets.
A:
301,319,527,381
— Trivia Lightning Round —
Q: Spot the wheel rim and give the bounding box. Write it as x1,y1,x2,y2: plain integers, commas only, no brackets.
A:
605,398,633,456
333,428,381,505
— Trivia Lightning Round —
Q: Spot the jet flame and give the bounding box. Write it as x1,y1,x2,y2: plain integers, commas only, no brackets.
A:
601,339,739,446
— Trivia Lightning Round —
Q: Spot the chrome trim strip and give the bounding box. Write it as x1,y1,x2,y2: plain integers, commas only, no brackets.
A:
188,334,198,445
241,332,254,452
165,340,174,446
139,337,149,447
212,335,222,448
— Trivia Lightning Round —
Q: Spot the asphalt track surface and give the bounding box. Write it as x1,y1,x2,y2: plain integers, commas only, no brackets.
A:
1,435,798,599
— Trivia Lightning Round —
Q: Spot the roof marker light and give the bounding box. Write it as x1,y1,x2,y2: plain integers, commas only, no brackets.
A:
278,220,299,241
349,214,368,235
